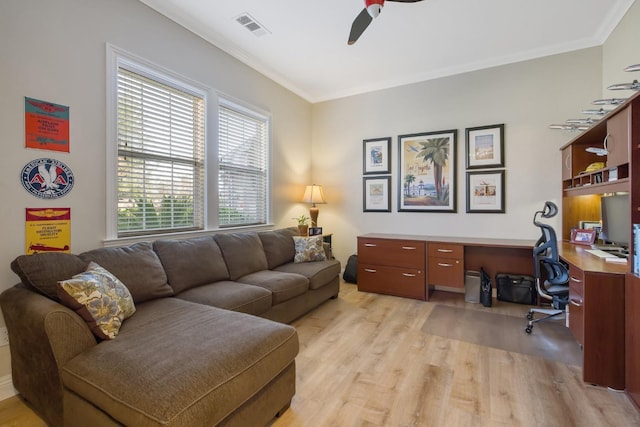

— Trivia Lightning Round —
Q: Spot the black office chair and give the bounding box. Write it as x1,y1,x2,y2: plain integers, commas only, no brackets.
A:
525,201,570,334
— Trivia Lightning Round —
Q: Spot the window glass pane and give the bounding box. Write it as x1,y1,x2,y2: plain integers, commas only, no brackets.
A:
218,103,268,227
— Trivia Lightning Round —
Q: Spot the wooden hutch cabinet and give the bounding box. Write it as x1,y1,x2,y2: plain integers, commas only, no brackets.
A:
559,90,640,405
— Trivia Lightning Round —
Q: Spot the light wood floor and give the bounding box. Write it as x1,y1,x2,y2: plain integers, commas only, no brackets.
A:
2,282,639,426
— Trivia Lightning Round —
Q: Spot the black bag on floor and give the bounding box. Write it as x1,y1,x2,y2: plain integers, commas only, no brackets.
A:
343,254,358,283
480,267,492,307
495,273,537,305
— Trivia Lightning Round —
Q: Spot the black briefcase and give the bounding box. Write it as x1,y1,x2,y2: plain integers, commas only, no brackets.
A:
495,273,537,305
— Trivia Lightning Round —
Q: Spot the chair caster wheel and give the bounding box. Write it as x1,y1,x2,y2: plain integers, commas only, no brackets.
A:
525,326,532,334
526,313,534,320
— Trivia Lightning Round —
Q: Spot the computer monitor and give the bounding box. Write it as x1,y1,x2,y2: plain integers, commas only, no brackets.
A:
600,194,630,248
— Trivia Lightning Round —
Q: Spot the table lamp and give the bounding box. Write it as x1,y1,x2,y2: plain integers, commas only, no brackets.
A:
302,184,326,227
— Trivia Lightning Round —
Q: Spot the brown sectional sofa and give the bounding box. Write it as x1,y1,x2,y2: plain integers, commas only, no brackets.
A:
0,227,340,426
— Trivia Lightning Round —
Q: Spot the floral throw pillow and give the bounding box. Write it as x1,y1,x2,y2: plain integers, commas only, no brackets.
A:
292,236,327,263
57,262,136,340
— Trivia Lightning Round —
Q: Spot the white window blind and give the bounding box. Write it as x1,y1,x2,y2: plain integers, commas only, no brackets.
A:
218,102,268,227
117,67,205,236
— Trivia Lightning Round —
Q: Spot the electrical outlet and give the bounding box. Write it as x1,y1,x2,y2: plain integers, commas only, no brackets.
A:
0,326,9,347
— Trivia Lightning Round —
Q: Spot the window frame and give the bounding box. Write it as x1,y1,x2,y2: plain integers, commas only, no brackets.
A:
217,96,271,228
106,44,272,244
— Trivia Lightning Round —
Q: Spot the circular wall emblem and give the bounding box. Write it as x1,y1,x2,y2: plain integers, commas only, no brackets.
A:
21,158,75,199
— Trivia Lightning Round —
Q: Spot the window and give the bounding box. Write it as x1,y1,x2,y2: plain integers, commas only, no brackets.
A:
218,100,269,227
114,56,205,237
107,46,270,240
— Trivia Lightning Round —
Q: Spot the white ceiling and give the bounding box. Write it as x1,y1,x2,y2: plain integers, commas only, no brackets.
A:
139,0,635,103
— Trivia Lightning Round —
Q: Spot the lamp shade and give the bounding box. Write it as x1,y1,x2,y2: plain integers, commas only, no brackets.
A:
302,185,326,206
302,185,326,228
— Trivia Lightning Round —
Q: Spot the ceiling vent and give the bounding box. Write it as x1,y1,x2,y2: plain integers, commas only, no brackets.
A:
235,13,270,37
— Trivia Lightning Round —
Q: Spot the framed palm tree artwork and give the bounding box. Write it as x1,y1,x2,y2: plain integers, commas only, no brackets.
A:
398,129,457,212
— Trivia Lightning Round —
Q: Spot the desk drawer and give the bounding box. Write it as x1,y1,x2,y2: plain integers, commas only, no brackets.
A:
358,238,425,268
428,256,464,288
568,265,584,345
357,264,426,300
428,243,463,260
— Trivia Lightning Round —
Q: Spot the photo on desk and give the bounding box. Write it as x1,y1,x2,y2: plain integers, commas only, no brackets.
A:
570,228,597,245
308,227,323,236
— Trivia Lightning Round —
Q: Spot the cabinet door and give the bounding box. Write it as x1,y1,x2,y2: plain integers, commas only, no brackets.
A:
428,256,464,287
358,238,425,269
357,264,426,300
562,146,572,181
606,107,630,168
568,265,584,345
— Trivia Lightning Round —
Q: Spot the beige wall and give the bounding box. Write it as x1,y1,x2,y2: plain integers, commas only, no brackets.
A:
0,0,312,377
312,48,604,264
603,0,640,96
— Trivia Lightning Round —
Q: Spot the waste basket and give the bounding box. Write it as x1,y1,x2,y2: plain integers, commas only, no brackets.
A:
464,270,481,303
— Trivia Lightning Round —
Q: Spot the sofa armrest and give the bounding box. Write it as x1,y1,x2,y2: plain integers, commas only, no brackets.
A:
0,285,96,427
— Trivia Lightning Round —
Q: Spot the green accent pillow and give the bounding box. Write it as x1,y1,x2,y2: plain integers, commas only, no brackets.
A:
292,236,327,263
57,262,136,340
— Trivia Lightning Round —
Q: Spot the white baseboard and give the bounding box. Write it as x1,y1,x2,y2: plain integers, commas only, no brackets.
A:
0,374,17,401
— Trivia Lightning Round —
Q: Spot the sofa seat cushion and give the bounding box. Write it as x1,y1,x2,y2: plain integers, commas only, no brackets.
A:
175,280,272,315
274,259,342,290
61,298,298,427
154,237,230,294
237,271,309,305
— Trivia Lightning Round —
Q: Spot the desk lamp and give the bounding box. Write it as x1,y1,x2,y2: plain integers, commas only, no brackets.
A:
302,184,326,227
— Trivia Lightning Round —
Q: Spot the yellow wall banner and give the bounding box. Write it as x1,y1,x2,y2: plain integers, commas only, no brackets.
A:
25,208,70,254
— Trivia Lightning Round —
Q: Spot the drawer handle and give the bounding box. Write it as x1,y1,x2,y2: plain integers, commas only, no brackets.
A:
402,246,417,250
402,273,417,277
364,243,377,247
364,268,377,273
437,249,453,253
569,298,583,307
437,263,453,267
570,276,583,283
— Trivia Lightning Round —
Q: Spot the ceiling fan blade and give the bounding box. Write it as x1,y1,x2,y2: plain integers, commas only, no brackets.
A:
348,8,373,45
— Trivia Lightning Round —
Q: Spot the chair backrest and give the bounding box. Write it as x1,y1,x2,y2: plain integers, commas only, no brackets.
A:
532,202,569,294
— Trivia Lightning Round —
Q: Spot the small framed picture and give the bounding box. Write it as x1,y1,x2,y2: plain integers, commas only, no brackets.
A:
465,124,504,169
363,176,391,212
466,170,505,213
570,228,597,245
308,227,323,236
363,137,391,175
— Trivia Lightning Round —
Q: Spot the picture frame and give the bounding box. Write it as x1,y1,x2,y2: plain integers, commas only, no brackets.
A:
466,170,505,213
398,130,457,212
465,124,504,169
570,228,597,245
363,176,391,212
308,226,323,236
363,137,391,175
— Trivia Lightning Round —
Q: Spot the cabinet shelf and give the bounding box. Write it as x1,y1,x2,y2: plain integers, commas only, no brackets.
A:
563,177,629,196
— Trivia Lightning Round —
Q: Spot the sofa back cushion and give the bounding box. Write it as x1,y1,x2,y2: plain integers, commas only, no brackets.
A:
258,228,298,269
154,237,230,294
79,242,172,303
214,232,268,280
10,253,87,301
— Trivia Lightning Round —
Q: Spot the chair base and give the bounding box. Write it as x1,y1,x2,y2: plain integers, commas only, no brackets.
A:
525,307,565,334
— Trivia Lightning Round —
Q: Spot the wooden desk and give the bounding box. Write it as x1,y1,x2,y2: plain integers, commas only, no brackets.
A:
357,233,536,301
559,242,626,390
